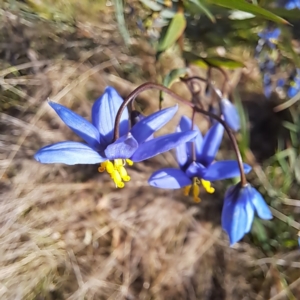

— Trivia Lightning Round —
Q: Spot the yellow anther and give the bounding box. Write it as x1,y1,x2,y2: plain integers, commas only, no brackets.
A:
192,182,201,203
184,185,192,196
98,162,106,173
98,159,132,188
118,165,131,181
126,159,133,166
105,161,114,174
111,170,124,188
201,179,215,194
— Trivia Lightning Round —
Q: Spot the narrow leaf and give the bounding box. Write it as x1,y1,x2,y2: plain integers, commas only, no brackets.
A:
187,0,216,23
207,0,289,24
158,12,187,52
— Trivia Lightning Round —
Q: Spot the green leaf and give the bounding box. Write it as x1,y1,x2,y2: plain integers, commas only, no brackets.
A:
158,12,186,52
186,0,216,23
163,68,188,88
114,0,130,46
294,155,300,184
207,0,288,24
183,52,244,69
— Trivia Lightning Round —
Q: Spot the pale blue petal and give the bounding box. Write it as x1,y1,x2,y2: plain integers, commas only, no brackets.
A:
175,142,188,168
202,161,252,181
249,186,273,220
130,105,178,144
92,87,129,146
34,141,105,165
48,102,101,150
104,133,138,160
221,185,249,245
148,168,191,189
245,204,255,234
201,122,224,166
221,98,240,132
131,130,198,162
177,116,203,163
186,161,205,178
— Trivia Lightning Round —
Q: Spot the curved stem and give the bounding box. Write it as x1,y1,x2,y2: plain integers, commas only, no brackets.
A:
113,82,247,186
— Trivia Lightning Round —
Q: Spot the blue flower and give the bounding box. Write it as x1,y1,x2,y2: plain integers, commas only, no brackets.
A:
287,69,300,98
282,0,300,10
148,116,251,202
258,28,281,49
220,98,240,132
34,87,198,188
222,183,272,246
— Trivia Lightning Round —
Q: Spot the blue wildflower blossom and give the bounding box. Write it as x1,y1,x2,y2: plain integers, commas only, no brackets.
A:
148,116,251,202
34,87,198,188
258,28,281,49
281,0,300,10
287,69,300,98
220,98,240,132
222,183,272,245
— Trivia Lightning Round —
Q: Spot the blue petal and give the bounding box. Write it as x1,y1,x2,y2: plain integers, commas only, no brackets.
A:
131,130,198,162
221,99,240,132
130,105,178,144
176,116,203,167
104,133,138,160
221,185,251,245
202,161,252,181
92,87,129,146
287,86,298,98
200,122,224,166
175,142,188,168
34,141,105,165
248,186,272,220
186,161,205,178
148,168,191,189
48,102,101,150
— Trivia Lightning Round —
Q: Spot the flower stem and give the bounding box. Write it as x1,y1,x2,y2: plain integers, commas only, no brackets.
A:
113,82,247,186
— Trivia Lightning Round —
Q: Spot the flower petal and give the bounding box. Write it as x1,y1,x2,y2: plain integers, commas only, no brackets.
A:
175,142,188,168
249,186,273,220
130,105,178,144
48,102,101,150
148,168,191,189
201,122,224,166
186,161,205,178
131,130,198,162
176,116,203,167
104,133,138,160
221,185,253,245
34,141,105,165
221,98,240,132
202,161,252,181
92,87,129,146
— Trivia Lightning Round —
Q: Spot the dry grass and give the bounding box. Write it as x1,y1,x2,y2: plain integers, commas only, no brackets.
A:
1,2,300,300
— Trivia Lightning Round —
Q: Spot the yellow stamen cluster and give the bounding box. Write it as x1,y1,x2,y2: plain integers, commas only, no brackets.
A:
98,159,133,188
184,177,215,203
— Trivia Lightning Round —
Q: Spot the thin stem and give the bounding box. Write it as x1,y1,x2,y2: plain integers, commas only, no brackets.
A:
113,82,247,186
